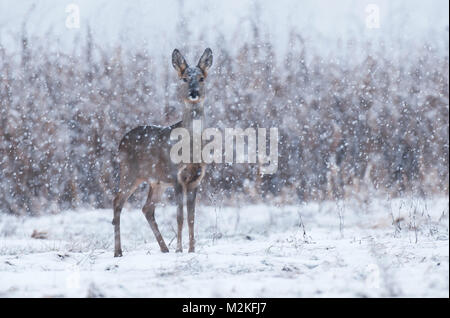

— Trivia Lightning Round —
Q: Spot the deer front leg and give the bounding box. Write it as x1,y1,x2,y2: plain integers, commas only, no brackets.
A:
175,183,184,253
186,188,197,253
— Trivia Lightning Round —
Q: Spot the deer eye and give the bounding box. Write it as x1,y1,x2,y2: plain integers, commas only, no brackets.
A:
182,78,188,82
199,77,204,82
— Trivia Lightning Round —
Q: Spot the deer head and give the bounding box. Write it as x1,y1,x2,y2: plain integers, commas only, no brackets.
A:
172,48,213,106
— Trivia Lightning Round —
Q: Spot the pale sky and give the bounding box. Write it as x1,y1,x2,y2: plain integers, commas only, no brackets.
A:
0,0,448,56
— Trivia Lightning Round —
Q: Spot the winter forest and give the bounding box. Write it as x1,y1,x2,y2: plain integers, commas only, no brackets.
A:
0,1,449,214
0,0,448,298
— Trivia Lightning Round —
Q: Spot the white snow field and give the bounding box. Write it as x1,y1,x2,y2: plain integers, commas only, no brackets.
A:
0,197,448,298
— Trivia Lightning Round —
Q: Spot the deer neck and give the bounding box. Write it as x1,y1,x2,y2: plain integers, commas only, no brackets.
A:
181,102,204,131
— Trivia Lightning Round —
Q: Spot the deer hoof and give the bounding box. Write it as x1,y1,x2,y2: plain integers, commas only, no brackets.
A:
114,250,123,257
188,247,195,253
176,248,183,253
161,246,169,253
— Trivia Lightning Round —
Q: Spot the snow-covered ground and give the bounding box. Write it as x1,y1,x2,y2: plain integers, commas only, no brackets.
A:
0,197,448,297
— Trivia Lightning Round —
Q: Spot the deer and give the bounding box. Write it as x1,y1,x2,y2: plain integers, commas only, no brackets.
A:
112,48,213,257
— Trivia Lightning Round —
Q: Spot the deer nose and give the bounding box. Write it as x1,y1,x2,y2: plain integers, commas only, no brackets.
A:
189,90,199,100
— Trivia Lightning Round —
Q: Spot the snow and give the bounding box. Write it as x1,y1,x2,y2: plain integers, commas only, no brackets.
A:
0,197,448,297
0,0,448,299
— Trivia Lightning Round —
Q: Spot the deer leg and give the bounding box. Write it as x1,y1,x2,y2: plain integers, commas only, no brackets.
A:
186,188,197,253
142,185,169,253
113,193,125,257
175,183,184,252
112,177,142,257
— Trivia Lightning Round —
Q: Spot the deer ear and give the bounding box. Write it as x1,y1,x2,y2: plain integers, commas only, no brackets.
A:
172,49,188,77
197,48,213,76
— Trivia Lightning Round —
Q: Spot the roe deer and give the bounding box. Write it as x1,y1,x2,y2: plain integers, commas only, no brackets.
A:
112,48,213,257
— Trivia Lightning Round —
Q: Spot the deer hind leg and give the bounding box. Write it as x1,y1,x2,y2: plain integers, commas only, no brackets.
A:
113,175,142,257
112,193,125,257
142,183,169,253
174,183,184,252
186,188,197,253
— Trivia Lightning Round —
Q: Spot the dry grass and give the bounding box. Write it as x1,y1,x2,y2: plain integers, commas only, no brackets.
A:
0,21,448,215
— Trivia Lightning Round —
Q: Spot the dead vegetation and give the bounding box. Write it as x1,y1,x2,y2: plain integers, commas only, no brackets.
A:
0,19,448,215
